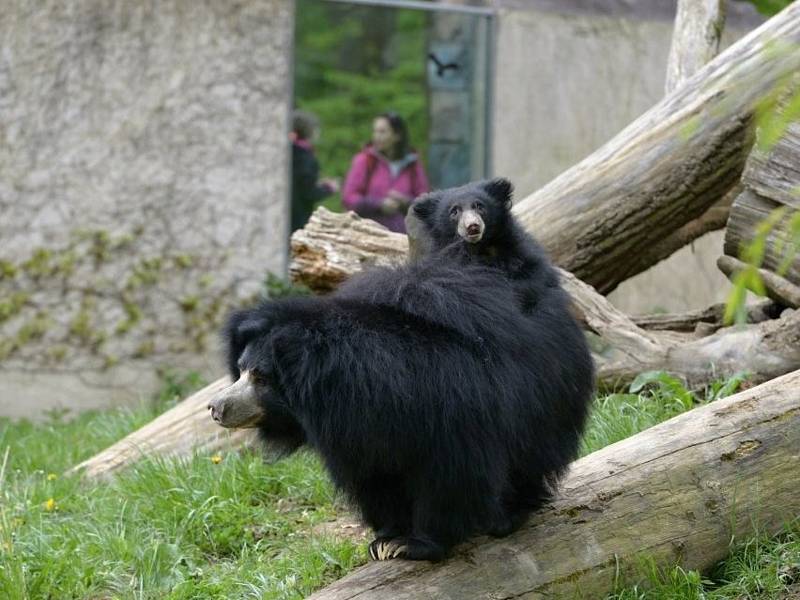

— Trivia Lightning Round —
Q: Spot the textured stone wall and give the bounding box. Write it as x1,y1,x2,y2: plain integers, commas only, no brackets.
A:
491,6,761,314
0,1,292,418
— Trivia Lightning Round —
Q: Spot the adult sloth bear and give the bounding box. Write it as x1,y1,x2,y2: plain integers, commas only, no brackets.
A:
208,185,593,563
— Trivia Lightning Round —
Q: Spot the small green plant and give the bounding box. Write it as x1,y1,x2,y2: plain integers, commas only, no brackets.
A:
0,293,29,323
20,248,54,279
724,207,799,325
747,0,795,17
0,259,17,280
629,371,694,410
152,369,208,410
264,272,310,299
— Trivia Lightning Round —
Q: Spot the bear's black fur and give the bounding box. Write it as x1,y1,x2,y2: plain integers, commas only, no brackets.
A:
221,182,594,562
412,177,560,316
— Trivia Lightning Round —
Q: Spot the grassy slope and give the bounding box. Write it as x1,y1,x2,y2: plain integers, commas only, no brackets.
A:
1,373,798,599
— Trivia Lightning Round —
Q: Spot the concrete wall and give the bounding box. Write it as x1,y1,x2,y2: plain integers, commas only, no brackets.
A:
491,2,763,314
0,1,293,419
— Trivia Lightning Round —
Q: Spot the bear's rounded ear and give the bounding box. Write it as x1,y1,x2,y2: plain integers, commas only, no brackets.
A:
412,194,438,220
482,178,514,209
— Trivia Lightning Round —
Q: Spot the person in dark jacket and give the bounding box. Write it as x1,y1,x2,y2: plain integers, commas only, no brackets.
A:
290,110,339,232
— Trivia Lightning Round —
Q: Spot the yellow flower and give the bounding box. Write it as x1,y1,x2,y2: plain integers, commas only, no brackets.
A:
47,473,57,481
210,454,222,464
44,498,57,512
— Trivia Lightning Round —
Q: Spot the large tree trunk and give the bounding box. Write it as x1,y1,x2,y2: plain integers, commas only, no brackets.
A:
307,369,800,600
511,3,800,294
292,208,800,388
665,0,727,94
653,0,732,266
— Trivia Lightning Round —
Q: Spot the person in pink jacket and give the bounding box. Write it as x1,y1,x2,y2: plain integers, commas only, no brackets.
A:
342,112,430,233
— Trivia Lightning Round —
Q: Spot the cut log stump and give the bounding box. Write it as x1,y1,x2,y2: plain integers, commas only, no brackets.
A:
722,99,800,304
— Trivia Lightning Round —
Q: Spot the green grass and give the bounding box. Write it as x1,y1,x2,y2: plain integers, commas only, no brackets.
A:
1,371,797,599
607,521,800,600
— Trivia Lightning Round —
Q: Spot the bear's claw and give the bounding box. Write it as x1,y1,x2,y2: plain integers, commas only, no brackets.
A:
369,538,409,561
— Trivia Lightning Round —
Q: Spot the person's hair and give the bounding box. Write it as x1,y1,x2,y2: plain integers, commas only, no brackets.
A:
292,110,320,141
376,111,410,159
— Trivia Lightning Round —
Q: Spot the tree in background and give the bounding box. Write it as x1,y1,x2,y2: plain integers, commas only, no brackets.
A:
745,0,795,16
294,0,429,213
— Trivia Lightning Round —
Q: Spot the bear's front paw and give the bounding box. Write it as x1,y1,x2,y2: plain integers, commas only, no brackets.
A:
368,537,409,561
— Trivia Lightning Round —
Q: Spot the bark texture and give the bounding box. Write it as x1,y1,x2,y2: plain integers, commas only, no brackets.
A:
723,109,800,300
292,208,800,388
511,4,800,293
665,0,727,94
718,255,800,308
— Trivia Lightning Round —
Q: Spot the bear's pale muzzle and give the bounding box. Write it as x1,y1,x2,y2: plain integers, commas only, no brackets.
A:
207,373,265,428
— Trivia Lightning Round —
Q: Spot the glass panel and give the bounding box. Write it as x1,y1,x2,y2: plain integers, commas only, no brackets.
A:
426,9,492,188
292,0,492,229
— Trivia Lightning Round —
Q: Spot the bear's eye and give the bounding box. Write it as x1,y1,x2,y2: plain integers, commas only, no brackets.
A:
249,370,271,387
474,201,485,212
449,205,461,219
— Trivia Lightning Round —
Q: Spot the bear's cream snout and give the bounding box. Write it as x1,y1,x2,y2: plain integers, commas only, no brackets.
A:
208,371,265,429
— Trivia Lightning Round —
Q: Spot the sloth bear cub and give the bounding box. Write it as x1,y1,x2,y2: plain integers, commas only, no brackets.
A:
412,177,563,317
209,181,593,562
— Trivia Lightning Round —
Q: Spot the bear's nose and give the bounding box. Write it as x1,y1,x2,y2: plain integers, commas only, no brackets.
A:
467,224,481,235
208,399,225,424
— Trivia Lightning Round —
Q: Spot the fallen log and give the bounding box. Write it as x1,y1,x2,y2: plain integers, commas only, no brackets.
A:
307,369,800,600
68,377,255,479
718,254,800,308
631,298,777,332
647,0,731,271
74,206,800,480
292,208,800,388
511,3,800,293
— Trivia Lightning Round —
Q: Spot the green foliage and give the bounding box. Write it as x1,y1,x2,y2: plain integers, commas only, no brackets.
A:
724,206,799,325
609,561,710,600
754,73,800,153
20,248,55,279
264,272,310,300
294,0,429,212
0,292,29,324
0,259,18,280
724,70,800,324
608,520,800,599
705,371,751,402
0,407,361,599
629,371,694,410
152,369,208,410
580,372,746,456
746,0,795,16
